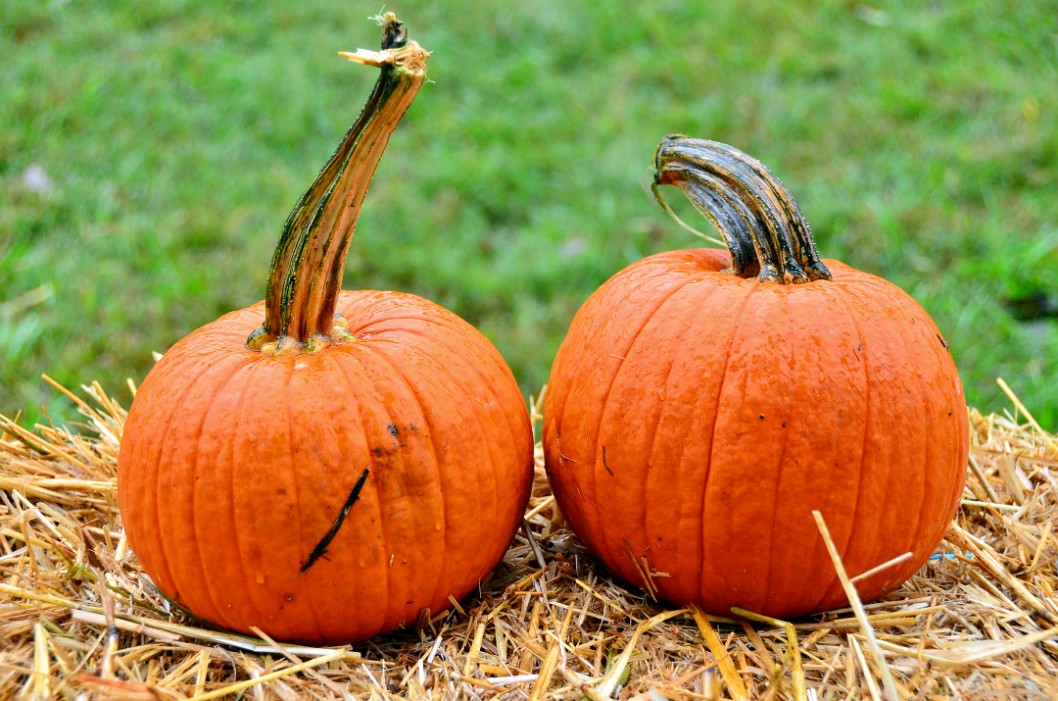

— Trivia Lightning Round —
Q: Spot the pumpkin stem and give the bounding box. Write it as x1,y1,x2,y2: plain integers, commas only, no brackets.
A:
653,135,832,284
246,13,430,355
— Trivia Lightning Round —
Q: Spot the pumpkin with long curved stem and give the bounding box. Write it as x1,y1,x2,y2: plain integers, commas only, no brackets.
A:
117,14,534,644
543,136,969,617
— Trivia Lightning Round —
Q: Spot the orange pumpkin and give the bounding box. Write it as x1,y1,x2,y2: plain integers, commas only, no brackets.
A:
118,15,534,644
543,136,968,618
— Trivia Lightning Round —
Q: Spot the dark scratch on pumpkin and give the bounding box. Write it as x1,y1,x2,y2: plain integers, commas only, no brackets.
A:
301,467,370,573
602,446,614,476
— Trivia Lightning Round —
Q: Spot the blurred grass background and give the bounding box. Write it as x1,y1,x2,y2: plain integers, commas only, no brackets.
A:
2,1,1056,429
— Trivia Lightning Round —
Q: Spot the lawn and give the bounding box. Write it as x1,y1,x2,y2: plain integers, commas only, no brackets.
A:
3,0,1056,429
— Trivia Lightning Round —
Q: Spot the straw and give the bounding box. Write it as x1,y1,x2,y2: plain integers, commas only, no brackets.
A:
1,379,1057,698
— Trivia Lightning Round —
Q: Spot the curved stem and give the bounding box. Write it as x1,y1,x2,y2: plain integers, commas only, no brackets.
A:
247,13,430,355
653,135,831,284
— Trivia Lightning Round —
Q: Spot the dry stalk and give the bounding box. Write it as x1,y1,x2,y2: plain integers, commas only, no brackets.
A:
812,510,900,701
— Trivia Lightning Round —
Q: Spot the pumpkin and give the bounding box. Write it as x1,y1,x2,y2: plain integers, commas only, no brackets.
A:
543,136,968,618
117,15,534,645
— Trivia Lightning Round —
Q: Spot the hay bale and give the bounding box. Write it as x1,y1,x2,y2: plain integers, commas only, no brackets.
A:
1,378,1056,699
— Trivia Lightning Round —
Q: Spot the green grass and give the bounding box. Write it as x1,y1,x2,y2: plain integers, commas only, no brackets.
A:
3,1,1057,429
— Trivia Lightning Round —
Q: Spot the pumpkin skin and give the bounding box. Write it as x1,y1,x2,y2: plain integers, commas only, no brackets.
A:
117,16,534,644
543,138,969,619
119,291,532,644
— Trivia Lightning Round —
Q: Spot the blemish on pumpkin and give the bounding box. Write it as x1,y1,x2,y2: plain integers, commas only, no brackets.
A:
387,423,399,437
759,413,765,420
555,435,577,464
937,334,949,350
601,446,614,476
300,467,371,573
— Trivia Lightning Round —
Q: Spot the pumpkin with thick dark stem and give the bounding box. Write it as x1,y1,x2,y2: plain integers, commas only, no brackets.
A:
543,136,968,617
118,14,534,644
